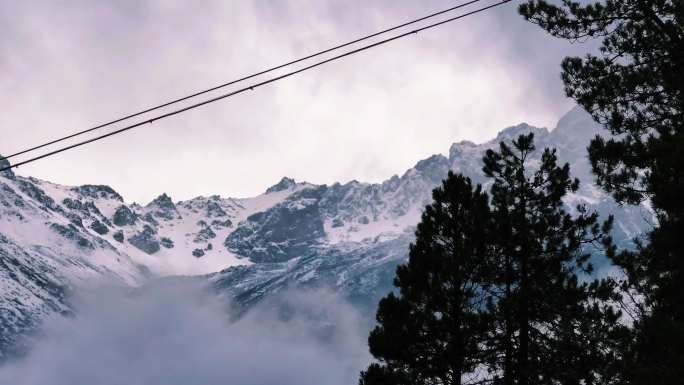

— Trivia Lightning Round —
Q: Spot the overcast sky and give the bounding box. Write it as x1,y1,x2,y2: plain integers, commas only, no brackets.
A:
1,0,593,203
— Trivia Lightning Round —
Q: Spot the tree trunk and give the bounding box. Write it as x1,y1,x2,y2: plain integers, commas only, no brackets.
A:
519,248,529,385
504,252,513,385
518,183,530,385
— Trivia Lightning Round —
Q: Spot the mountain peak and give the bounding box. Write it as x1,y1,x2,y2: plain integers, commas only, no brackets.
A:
266,177,296,194
495,123,548,142
0,154,15,179
148,193,175,210
414,154,448,171
409,154,450,184
552,106,601,141
448,140,477,162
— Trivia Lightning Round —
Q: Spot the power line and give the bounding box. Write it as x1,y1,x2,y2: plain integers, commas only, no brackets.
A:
1,0,484,161
0,0,511,173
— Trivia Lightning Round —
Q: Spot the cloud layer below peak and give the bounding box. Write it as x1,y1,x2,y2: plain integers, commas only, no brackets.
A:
0,283,370,385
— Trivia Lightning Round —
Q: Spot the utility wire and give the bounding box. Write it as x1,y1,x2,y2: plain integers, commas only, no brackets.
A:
0,0,511,173
1,0,484,161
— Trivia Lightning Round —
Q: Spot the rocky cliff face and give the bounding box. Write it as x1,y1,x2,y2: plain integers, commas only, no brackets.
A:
0,107,653,358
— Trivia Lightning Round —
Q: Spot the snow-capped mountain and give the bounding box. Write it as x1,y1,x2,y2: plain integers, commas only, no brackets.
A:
0,107,652,358
0,161,312,357
205,107,651,313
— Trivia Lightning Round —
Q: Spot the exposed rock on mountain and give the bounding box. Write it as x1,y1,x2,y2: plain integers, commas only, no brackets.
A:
266,177,297,194
146,193,180,220
225,186,327,263
0,155,14,180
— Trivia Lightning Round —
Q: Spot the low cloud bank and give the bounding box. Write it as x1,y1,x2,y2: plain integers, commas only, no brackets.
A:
0,283,371,385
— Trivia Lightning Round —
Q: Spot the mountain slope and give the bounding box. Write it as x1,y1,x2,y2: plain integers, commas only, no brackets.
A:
0,166,308,357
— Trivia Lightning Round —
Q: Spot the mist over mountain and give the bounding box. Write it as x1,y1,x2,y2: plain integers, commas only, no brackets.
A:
0,107,652,361
0,284,369,385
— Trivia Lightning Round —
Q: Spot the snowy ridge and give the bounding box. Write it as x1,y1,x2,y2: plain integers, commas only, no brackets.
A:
206,107,652,312
0,173,309,357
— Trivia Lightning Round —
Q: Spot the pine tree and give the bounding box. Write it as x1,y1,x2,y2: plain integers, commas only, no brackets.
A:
359,172,494,385
519,2,684,382
482,134,620,385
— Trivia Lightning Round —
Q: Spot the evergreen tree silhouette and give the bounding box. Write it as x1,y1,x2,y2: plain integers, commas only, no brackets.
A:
360,136,621,384
520,2,684,382
482,134,620,385
359,172,494,385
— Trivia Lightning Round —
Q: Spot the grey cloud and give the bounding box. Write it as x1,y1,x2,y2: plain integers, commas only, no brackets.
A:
0,283,370,385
